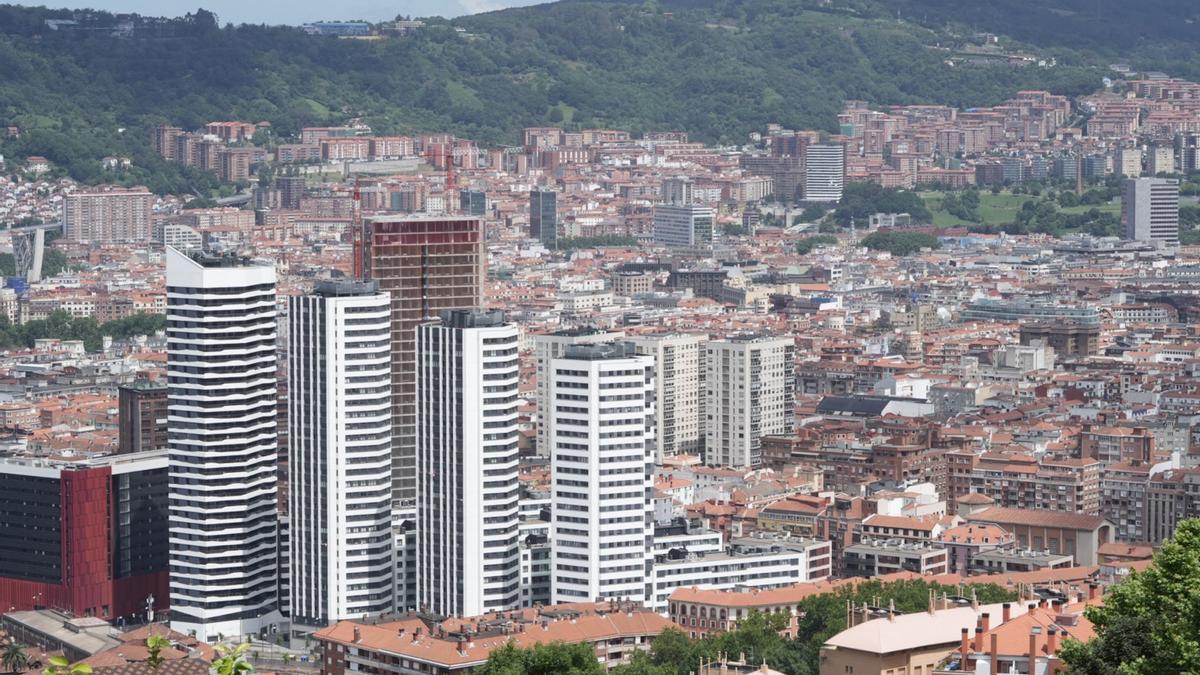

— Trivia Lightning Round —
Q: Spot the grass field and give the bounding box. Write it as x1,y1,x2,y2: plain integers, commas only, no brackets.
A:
919,190,1122,228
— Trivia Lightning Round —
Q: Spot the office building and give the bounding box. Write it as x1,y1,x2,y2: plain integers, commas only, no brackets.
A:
549,343,655,605
1122,177,1179,247
704,335,796,469
0,451,169,621
165,247,282,641
804,143,845,202
661,176,694,206
629,333,706,461
277,175,306,210
118,382,167,454
62,187,153,243
532,327,623,458
459,189,487,216
1176,132,1200,173
1148,145,1175,176
288,280,394,633
530,189,557,249
653,205,715,249
361,215,485,506
1116,147,1142,177
416,310,521,617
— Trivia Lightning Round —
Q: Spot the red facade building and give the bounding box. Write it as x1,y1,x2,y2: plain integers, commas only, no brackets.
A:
0,452,169,622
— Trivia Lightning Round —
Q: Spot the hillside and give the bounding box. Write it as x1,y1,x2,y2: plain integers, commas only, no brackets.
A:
0,1,1187,188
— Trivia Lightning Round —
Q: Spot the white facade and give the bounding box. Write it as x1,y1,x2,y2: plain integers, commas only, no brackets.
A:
649,550,811,613
417,310,521,617
533,328,623,458
165,247,282,642
1123,177,1179,247
704,336,796,469
629,333,706,461
288,281,394,632
805,143,845,202
549,343,655,605
653,205,715,248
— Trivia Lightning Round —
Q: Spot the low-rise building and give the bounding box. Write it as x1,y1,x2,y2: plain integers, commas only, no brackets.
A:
315,603,673,674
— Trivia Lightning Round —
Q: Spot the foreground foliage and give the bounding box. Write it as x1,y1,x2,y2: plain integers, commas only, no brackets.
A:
1059,519,1200,674
476,580,1014,675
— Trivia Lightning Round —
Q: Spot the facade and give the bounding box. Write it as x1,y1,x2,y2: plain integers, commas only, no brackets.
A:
118,382,167,454
416,310,521,617
459,190,487,216
165,247,282,641
649,546,822,613
532,327,623,458
62,188,153,243
964,507,1113,566
277,176,306,210
288,281,394,633
530,189,557,249
704,335,796,468
549,343,655,605
653,205,715,249
360,215,485,506
1018,322,1099,357
629,333,706,461
804,143,845,202
661,176,694,205
1122,177,1179,247
0,451,169,621
842,539,950,577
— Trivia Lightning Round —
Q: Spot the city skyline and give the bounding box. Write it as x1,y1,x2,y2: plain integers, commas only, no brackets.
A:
0,2,1196,671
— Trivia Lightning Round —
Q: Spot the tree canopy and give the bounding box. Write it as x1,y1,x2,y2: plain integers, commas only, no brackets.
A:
859,231,941,256
1059,518,1200,674
832,183,933,227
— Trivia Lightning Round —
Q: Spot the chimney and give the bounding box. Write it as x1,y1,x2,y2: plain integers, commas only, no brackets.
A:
981,612,991,633
457,638,468,656
973,626,983,652
353,627,361,643
1002,603,1012,623
397,627,405,638
959,627,971,664
1038,598,1048,609
1087,583,1100,601
412,627,421,642
1029,628,1042,674
1047,628,1059,654
989,632,999,670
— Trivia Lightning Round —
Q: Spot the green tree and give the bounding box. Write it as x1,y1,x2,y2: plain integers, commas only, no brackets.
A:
1059,518,1200,674
2,643,30,674
796,234,838,254
799,204,827,223
475,642,603,675
859,231,941,256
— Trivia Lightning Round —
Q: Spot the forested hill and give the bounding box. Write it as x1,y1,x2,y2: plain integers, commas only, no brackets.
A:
0,1,1190,189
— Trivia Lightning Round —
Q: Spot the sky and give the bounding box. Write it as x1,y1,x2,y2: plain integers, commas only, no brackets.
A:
22,0,548,25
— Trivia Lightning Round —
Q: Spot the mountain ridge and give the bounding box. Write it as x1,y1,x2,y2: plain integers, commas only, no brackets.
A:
0,1,1188,189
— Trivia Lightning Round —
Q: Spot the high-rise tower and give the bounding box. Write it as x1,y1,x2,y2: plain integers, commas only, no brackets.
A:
416,310,521,617
288,280,394,632
166,247,282,641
